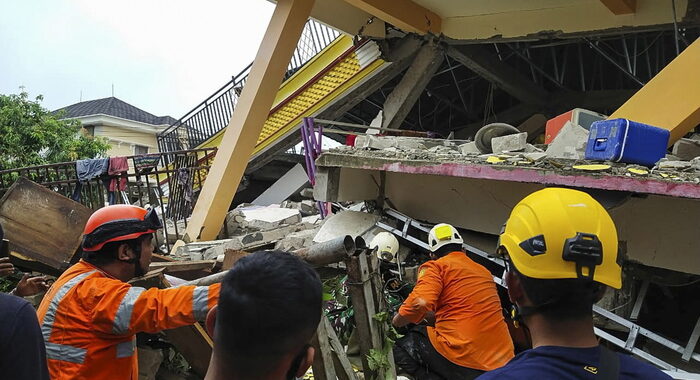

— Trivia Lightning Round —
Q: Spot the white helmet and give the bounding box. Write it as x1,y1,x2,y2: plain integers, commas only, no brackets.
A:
370,232,400,262
428,223,463,252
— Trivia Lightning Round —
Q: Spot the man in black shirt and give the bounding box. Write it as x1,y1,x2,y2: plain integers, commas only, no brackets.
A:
0,293,50,380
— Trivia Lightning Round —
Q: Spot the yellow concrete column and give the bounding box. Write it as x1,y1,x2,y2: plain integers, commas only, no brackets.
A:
610,38,700,146
179,0,315,245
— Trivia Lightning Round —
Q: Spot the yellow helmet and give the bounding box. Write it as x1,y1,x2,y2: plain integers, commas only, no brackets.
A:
498,188,621,289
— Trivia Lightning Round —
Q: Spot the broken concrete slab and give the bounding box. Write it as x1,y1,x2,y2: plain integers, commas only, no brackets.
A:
672,138,700,160
545,121,589,160
427,145,458,154
240,206,302,230
313,211,380,243
492,132,528,153
354,135,394,150
252,163,309,206
275,228,318,251
459,142,480,155
204,224,307,259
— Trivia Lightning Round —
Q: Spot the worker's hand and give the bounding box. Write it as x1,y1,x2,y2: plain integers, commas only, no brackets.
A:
420,311,436,327
15,274,49,297
0,257,15,277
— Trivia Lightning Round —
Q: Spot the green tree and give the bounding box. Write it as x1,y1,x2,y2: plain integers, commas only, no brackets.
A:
0,90,110,169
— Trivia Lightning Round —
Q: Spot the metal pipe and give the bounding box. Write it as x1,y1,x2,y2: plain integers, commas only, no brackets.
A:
672,0,681,55
295,235,356,266
183,235,357,286
584,38,646,87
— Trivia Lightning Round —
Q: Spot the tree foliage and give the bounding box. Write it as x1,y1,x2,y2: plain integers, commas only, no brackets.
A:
0,90,110,169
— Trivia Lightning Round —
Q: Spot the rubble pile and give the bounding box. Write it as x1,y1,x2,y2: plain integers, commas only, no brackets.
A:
334,132,700,184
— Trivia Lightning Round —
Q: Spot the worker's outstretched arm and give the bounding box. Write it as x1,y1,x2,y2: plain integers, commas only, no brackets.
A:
395,262,442,326
86,280,220,336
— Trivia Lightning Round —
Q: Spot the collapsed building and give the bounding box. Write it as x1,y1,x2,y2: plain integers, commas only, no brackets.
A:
2,1,700,379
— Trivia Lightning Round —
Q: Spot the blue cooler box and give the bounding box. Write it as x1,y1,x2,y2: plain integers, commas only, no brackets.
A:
585,119,670,167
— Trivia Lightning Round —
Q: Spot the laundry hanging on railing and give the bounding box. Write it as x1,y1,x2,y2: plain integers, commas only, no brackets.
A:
177,167,194,204
107,157,129,192
71,158,110,201
133,154,161,172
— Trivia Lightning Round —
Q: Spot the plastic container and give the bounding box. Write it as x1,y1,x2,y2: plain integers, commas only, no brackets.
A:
545,108,607,144
585,118,670,167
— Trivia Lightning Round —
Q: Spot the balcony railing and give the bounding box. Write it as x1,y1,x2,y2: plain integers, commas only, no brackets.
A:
157,20,341,160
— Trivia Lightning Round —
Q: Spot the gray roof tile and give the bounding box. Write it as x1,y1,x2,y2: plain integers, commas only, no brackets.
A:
55,97,176,126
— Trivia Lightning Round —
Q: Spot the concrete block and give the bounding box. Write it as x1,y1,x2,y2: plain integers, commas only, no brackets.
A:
354,135,394,150
459,142,480,155
523,152,548,162
240,206,302,230
672,138,700,160
545,121,589,160
491,132,528,153
394,138,427,151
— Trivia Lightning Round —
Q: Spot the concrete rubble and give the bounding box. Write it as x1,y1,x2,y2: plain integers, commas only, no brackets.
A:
545,121,589,160
491,132,528,153
672,138,700,160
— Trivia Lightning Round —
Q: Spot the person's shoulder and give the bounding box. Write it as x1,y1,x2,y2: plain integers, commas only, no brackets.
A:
476,351,539,379
0,292,31,312
618,353,672,379
0,293,37,331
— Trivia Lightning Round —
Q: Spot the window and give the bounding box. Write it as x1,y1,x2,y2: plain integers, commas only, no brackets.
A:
134,145,149,155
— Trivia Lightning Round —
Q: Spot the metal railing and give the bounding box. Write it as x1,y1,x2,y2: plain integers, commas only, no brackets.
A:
0,148,217,252
158,19,341,159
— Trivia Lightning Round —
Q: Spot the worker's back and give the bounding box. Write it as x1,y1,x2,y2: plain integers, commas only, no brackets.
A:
402,251,514,371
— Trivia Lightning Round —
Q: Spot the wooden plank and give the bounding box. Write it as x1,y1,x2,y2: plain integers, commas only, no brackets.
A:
311,316,337,380
222,250,250,270
324,316,359,380
149,260,216,273
0,178,92,273
163,322,213,378
151,253,176,262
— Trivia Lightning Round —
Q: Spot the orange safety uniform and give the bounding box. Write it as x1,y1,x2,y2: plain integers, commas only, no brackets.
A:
398,251,514,371
37,260,220,379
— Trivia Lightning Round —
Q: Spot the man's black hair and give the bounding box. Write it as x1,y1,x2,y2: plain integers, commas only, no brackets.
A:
432,243,463,258
82,234,151,266
215,250,322,378
513,266,605,321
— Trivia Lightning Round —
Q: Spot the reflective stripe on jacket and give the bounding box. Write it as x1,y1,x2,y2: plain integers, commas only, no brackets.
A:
399,251,514,371
36,260,220,380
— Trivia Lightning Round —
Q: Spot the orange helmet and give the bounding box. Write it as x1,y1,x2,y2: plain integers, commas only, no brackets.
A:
82,205,162,252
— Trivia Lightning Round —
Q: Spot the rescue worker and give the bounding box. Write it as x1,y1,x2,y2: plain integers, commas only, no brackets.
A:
392,223,515,379
37,205,220,379
478,188,669,379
